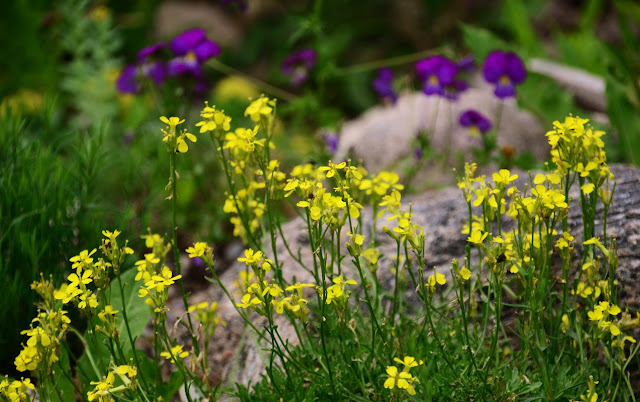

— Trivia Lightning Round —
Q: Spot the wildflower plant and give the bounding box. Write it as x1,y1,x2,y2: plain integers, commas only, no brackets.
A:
4,94,639,402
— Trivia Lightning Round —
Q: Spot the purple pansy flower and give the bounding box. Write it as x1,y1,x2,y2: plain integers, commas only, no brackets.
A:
416,56,467,100
141,61,166,85
372,68,398,103
168,28,221,76
483,50,527,98
281,48,317,86
459,110,492,137
116,65,140,94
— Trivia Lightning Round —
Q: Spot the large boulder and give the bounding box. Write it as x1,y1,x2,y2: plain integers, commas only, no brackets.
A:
167,164,640,397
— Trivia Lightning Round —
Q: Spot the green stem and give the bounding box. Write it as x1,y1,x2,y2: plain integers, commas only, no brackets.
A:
206,59,296,102
116,273,151,391
336,49,443,75
169,152,199,355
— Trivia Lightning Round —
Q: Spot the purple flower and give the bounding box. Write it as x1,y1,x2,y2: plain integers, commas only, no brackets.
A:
414,147,423,160
116,65,140,94
372,68,397,103
416,56,467,100
168,29,221,77
459,110,492,137
483,50,526,98
323,131,339,154
281,48,317,86
458,55,475,72
140,61,165,85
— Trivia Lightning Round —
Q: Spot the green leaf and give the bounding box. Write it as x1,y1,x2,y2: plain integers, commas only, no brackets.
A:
109,267,151,355
606,72,640,164
77,267,150,386
502,0,541,53
43,347,76,401
158,369,185,401
516,72,579,128
460,24,510,61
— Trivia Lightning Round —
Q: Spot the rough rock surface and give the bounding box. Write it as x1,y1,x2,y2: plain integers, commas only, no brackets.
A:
166,165,640,396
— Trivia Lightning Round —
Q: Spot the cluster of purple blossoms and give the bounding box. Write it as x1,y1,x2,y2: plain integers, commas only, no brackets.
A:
116,28,220,94
281,48,317,86
416,55,469,100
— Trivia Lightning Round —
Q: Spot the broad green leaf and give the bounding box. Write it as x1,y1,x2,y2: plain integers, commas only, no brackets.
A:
461,24,510,62
108,267,151,355
42,347,76,401
606,73,640,164
77,267,150,386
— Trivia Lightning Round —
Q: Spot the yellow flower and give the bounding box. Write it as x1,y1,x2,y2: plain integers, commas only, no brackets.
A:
68,269,93,288
561,314,570,333
87,372,115,401
160,345,189,363
186,242,209,258
460,267,472,280
70,249,97,270
492,169,518,186
468,229,488,245
347,232,365,246
98,305,119,322
160,116,185,129
581,183,595,194
426,272,446,291
115,364,137,378
394,356,423,372
245,96,275,122
383,366,418,395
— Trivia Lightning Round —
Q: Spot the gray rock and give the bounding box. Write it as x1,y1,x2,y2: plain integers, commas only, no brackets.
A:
165,164,640,397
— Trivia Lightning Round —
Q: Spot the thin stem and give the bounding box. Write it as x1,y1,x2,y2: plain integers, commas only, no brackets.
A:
336,49,442,75
116,273,151,391
169,152,199,355
206,59,296,102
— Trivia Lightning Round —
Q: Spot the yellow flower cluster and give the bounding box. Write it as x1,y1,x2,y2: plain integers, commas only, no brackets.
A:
87,364,138,401
237,280,312,321
319,275,357,306
546,116,614,205
186,241,214,267
380,190,424,250
134,233,178,321
0,378,35,402
14,310,70,373
383,356,423,395
223,182,267,243
195,102,231,139
13,229,133,376
586,301,638,350
160,116,197,153
291,161,363,230
188,301,226,338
